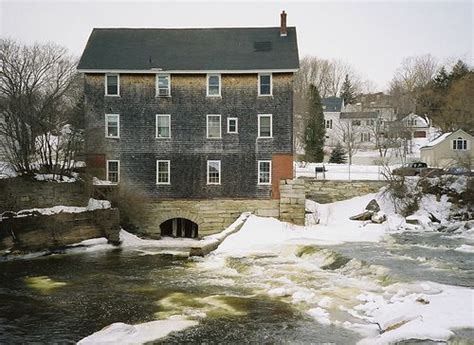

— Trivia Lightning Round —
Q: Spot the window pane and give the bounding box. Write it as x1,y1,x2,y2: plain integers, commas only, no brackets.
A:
107,116,118,137
260,75,271,95
259,162,270,183
259,116,271,137
208,76,220,95
107,75,118,95
157,116,170,138
228,119,237,133
157,161,169,183
208,116,221,138
208,161,220,184
158,76,169,88
108,161,119,183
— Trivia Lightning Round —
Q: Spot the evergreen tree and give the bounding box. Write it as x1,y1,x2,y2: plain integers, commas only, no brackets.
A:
433,66,450,90
340,74,355,105
328,142,347,163
450,60,469,82
304,84,325,162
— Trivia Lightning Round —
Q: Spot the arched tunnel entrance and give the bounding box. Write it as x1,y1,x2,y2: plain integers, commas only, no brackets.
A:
160,218,199,238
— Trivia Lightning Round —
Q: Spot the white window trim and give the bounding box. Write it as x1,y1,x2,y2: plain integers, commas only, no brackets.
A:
156,114,171,139
258,114,273,138
258,73,273,96
105,114,120,138
207,160,221,185
105,73,120,96
452,138,468,151
227,117,238,134
206,74,221,97
156,74,171,97
106,160,120,184
258,160,272,185
206,114,222,139
156,160,171,185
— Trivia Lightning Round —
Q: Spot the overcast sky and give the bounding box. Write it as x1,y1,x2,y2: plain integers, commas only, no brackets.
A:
1,0,472,90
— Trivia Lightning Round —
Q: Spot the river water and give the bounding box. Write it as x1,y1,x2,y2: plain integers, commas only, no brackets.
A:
0,229,473,344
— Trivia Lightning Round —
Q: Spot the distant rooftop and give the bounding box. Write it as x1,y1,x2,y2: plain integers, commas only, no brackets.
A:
322,96,344,112
340,111,378,119
78,27,299,72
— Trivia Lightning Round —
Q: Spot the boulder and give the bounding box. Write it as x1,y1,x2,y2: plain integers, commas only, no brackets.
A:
365,199,380,212
350,211,373,221
371,212,387,224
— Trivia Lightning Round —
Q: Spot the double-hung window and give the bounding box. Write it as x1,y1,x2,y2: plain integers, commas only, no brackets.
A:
207,74,221,97
156,160,170,185
106,160,120,184
156,114,171,138
156,74,171,97
452,137,468,150
258,161,271,185
207,115,221,138
325,119,332,129
105,74,119,96
258,73,272,96
258,114,272,138
207,160,221,185
227,117,238,134
105,114,120,138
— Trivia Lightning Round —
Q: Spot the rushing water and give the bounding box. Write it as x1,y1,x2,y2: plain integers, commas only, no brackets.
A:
0,229,473,344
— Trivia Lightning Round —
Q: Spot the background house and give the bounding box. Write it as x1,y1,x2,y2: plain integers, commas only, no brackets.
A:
420,129,473,169
322,96,343,147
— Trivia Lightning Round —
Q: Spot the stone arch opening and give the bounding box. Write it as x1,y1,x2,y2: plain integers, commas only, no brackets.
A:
160,218,199,238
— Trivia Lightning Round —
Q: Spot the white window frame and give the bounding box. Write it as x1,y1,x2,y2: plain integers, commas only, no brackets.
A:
156,114,171,139
258,73,272,96
207,160,221,185
105,114,120,138
106,160,120,184
258,114,273,138
206,74,221,97
227,117,238,134
156,160,171,185
206,114,222,139
452,137,468,151
258,160,272,185
105,73,120,96
156,74,171,97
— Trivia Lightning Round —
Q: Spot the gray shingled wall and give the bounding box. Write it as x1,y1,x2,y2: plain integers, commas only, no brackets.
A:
84,73,294,199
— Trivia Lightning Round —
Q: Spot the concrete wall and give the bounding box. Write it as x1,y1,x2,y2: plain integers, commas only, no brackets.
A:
84,73,294,199
0,177,89,213
0,208,120,252
303,179,387,203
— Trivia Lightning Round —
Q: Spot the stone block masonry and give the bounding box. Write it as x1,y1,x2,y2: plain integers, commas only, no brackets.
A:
303,179,387,204
279,179,305,225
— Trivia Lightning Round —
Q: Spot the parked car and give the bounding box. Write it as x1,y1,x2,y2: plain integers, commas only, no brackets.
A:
442,167,474,176
392,162,433,176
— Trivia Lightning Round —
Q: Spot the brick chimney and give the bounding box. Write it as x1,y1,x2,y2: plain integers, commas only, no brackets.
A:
280,10,287,37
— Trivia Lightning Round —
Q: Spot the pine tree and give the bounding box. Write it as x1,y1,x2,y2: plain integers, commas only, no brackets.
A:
304,84,325,162
433,66,450,90
328,142,347,163
340,74,355,105
450,60,469,82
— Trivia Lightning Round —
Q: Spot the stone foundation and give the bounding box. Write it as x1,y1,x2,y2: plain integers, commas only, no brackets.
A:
303,179,387,203
279,179,305,225
0,208,120,252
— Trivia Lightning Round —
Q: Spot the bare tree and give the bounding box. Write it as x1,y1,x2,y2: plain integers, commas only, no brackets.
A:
389,54,438,116
0,38,82,176
335,119,361,180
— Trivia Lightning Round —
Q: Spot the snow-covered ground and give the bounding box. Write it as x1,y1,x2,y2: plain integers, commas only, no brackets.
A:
295,162,391,180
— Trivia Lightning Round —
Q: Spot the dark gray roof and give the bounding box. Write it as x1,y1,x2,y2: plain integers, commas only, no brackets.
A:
78,27,299,71
322,96,343,112
340,112,378,119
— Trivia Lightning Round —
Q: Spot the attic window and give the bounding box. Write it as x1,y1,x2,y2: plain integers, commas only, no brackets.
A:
254,41,272,52
105,74,119,96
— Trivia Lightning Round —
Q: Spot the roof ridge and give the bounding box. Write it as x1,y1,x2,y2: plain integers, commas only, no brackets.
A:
92,26,297,31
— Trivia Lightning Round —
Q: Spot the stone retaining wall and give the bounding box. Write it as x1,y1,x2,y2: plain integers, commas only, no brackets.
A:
133,199,280,238
0,177,89,213
0,208,120,252
279,179,305,225
303,179,387,203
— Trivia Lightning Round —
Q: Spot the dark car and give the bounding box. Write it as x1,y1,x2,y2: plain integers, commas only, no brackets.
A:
442,167,474,176
392,162,435,176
